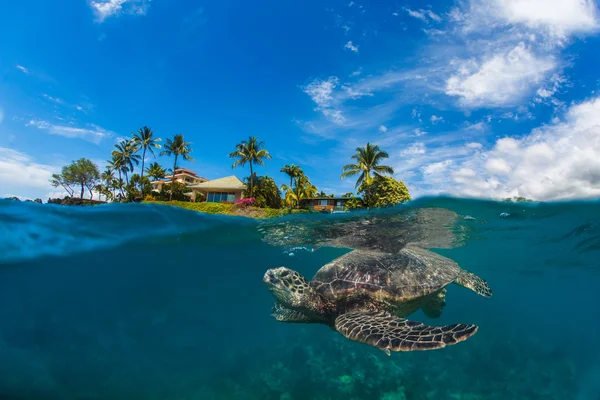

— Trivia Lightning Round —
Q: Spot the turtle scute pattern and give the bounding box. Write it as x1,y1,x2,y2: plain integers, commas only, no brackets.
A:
335,311,478,354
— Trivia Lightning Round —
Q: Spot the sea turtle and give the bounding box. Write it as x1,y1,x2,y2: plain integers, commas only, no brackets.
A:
261,208,492,354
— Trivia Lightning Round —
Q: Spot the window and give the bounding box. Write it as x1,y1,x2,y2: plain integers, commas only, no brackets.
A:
318,199,329,206
207,192,236,203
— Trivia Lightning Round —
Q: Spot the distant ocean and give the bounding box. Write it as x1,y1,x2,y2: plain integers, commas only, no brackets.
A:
1,197,599,400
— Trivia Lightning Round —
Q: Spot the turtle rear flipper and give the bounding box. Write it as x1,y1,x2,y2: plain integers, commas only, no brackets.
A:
421,289,446,319
334,311,477,355
455,270,492,298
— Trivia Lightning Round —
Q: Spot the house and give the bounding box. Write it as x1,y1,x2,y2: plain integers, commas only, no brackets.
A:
151,168,208,192
300,197,351,212
187,175,246,203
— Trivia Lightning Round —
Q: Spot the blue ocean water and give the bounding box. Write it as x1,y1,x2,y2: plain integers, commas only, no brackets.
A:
1,197,599,400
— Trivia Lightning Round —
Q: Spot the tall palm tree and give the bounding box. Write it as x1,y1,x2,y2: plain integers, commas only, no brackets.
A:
280,164,303,210
107,155,127,198
112,140,141,184
145,162,166,181
160,134,194,200
341,142,394,188
229,136,272,198
132,126,161,179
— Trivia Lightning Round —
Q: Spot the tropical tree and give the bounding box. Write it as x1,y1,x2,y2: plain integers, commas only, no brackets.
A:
145,162,166,181
244,174,283,208
50,158,100,199
358,175,410,208
112,140,141,184
280,164,303,211
281,174,317,209
107,155,127,198
160,134,194,200
100,169,116,200
341,143,394,188
229,136,272,198
132,126,161,179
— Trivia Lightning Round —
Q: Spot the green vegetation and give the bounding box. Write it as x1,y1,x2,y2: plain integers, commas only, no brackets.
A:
50,158,100,199
341,142,394,187
132,126,161,179
160,134,194,200
244,174,283,209
229,136,272,198
358,175,411,208
341,142,410,209
145,200,307,219
503,196,534,202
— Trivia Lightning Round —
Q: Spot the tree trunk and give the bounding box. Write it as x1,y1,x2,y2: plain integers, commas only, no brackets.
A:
289,176,293,212
141,147,146,179
170,155,178,201
118,170,124,199
249,164,254,198
80,183,84,199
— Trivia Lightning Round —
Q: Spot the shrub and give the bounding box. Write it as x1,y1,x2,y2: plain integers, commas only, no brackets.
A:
235,197,256,208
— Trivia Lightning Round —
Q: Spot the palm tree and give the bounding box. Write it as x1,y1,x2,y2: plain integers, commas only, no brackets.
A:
100,168,115,201
145,162,166,181
280,164,303,210
132,126,161,179
112,140,141,184
107,155,127,198
281,174,317,209
160,134,194,200
341,142,394,188
229,136,272,198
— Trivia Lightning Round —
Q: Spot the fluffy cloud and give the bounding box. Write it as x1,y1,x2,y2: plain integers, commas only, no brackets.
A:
26,120,114,144
0,148,58,200
379,125,388,133
421,96,600,200
445,43,555,108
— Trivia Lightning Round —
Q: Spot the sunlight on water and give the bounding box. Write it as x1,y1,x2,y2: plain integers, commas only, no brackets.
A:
1,197,599,399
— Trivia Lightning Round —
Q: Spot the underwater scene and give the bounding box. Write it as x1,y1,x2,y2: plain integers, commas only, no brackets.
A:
1,197,600,400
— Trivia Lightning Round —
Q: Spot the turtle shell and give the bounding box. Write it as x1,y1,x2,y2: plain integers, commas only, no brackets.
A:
310,245,462,304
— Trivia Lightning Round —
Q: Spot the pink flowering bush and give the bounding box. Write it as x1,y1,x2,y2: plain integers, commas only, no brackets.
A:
235,197,256,207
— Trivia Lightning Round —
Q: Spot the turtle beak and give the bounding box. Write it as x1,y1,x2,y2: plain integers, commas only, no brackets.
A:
262,270,273,284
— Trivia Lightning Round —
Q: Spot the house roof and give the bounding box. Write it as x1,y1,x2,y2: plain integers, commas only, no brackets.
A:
188,175,246,190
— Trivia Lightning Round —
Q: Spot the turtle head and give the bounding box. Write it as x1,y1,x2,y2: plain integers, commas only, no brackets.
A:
263,267,312,309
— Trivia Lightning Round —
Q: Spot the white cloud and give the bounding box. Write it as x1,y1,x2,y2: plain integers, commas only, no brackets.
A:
445,42,555,108
90,0,151,22
413,128,427,136
430,115,443,123
422,160,453,175
466,142,483,149
0,148,58,200
26,120,113,144
401,142,426,156
344,41,359,53
15,65,29,74
419,96,600,200
405,8,442,23
492,0,599,38
379,125,388,133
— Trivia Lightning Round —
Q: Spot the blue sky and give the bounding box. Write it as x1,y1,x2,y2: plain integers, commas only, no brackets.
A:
1,0,600,201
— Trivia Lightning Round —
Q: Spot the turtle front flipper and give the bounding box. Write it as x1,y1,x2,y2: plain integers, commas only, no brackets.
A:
271,303,315,323
455,270,492,298
334,311,477,355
